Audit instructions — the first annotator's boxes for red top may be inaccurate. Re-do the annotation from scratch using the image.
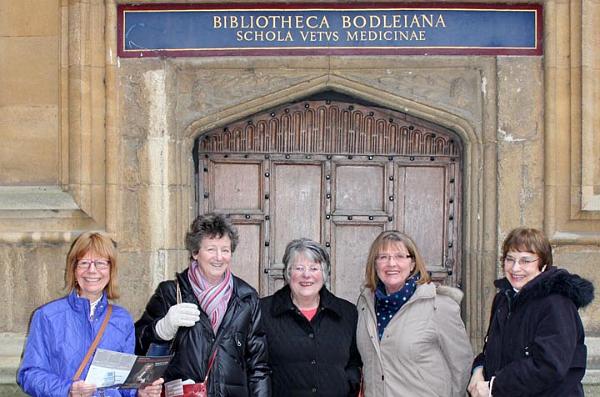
[299,307,318,321]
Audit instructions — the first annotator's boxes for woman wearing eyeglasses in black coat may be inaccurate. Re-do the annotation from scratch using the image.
[468,227,594,397]
[260,238,362,397]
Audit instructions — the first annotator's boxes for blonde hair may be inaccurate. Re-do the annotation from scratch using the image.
[364,230,431,291]
[65,232,119,299]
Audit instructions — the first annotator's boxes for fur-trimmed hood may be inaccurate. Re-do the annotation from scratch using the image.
[494,266,594,308]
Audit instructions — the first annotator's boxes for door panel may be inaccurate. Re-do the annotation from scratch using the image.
[231,223,262,289]
[212,161,262,211]
[269,163,323,293]
[334,163,386,213]
[272,163,322,253]
[400,166,447,272]
[332,223,384,302]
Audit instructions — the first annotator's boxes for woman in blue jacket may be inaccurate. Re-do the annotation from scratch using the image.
[17,232,163,397]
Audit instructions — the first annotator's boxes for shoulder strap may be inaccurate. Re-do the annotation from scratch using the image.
[202,328,226,383]
[202,296,233,383]
[72,304,113,381]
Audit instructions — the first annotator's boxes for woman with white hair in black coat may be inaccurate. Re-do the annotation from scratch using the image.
[260,238,362,397]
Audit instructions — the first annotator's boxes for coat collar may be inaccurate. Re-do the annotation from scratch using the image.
[270,284,345,318]
[493,266,594,308]
[358,282,437,308]
[67,289,109,319]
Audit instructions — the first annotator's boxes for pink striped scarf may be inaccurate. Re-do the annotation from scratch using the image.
[188,260,233,332]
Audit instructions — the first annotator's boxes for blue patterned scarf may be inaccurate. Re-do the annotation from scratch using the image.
[375,273,420,340]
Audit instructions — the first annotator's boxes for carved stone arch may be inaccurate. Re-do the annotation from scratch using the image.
[183,79,491,347]
[184,75,479,146]
[191,90,462,296]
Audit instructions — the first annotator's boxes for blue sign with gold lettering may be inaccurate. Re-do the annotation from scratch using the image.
[117,3,542,57]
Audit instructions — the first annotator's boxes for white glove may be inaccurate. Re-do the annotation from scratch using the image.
[155,303,200,341]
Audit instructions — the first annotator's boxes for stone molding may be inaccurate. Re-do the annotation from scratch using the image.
[0,0,109,241]
[580,0,600,211]
[544,0,600,244]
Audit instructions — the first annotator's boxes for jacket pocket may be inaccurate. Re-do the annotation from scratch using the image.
[222,331,247,369]
[233,331,246,357]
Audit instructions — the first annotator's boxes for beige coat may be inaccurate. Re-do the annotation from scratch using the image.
[356,283,473,397]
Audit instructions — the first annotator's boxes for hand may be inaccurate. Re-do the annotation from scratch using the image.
[469,380,490,397]
[467,367,484,396]
[155,303,200,340]
[69,380,97,397]
[138,378,164,397]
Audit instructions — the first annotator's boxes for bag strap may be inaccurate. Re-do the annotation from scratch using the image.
[202,298,230,384]
[72,304,113,381]
[202,328,226,383]
[203,345,219,383]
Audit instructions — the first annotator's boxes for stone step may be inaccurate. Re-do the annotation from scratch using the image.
[588,336,600,370]
[1,334,600,396]
[0,333,25,393]
[584,369,600,396]
[0,357,20,385]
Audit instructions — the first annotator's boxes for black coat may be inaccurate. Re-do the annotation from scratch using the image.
[135,269,271,397]
[260,285,362,397]
[473,267,594,397]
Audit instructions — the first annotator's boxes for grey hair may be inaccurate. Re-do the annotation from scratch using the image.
[282,238,331,284]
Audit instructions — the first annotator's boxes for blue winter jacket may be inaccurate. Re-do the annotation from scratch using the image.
[17,290,136,397]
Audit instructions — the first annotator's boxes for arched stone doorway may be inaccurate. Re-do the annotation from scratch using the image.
[193,93,463,301]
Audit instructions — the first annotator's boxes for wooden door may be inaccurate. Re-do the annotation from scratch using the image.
[195,99,462,301]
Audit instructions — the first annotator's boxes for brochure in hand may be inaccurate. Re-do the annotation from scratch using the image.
[85,348,172,389]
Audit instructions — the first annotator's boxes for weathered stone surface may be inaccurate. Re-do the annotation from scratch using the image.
[0,106,59,184]
[0,37,58,107]
[172,65,326,132]
[0,243,68,333]
[553,246,600,334]
[339,63,483,125]
[497,57,545,234]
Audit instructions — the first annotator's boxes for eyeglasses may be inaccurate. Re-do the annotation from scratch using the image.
[291,265,322,274]
[77,259,110,271]
[375,253,412,263]
[504,256,539,267]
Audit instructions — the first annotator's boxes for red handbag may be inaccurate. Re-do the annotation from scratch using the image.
[184,347,217,397]
[181,382,207,397]
[162,338,218,397]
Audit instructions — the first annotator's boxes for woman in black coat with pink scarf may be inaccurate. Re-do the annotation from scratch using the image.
[135,213,271,397]
[468,227,594,397]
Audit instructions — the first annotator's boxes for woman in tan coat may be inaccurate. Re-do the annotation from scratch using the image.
[356,230,473,397]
